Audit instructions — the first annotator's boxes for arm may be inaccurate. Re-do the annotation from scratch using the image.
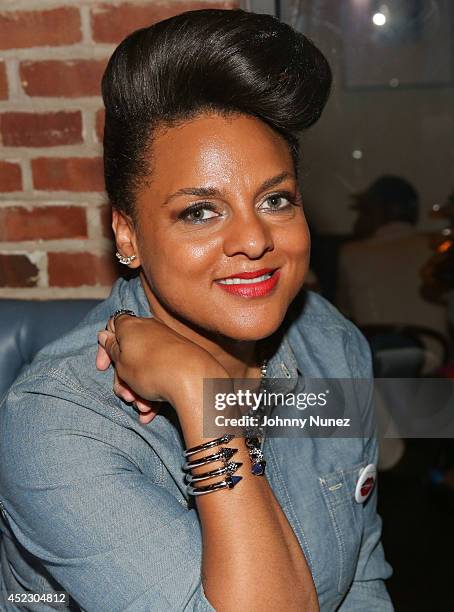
[0,383,214,612]
[175,375,319,612]
[96,316,319,611]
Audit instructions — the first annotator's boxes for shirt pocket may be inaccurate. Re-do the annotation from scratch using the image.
[318,462,366,596]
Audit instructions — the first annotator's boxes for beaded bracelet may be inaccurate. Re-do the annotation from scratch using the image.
[245,437,267,476]
[242,358,268,476]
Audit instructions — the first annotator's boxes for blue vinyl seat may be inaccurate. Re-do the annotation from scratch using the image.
[0,300,101,401]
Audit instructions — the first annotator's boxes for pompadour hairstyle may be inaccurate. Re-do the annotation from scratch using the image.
[102,8,332,218]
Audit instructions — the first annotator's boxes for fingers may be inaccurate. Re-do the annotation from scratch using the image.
[138,412,158,425]
[112,370,160,424]
[107,312,135,340]
[136,399,160,424]
[105,315,117,334]
[97,329,121,364]
[95,314,122,370]
[96,334,112,371]
[96,312,160,425]
[113,371,136,403]
[97,312,138,370]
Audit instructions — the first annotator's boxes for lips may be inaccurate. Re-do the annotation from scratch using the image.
[217,267,276,281]
[215,268,281,298]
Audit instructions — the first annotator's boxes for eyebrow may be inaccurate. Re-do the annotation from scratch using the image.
[160,171,295,207]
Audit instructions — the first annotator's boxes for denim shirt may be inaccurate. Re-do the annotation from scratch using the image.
[0,276,393,611]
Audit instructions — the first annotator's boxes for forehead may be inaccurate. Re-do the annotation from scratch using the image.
[147,113,293,194]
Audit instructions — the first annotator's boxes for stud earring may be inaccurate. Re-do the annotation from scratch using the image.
[115,251,137,265]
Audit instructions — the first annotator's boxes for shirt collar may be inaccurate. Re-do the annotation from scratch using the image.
[122,274,152,318]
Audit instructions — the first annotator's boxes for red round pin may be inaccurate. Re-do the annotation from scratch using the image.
[361,477,375,498]
[355,464,376,503]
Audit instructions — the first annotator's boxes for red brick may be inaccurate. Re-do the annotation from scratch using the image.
[0,61,7,100]
[91,1,239,44]
[32,157,104,192]
[20,60,106,98]
[0,7,81,50]
[0,206,87,241]
[95,108,105,142]
[48,251,118,287]
[0,160,22,192]
[0,112,82,147]
[0,254,38,287]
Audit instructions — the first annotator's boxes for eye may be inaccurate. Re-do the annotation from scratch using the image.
[178,202,220,224]
[259,192,296,212]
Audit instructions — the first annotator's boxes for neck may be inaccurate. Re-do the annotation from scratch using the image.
[140,272,267,379]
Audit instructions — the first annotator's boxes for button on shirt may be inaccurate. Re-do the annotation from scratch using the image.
[0,276,393,611]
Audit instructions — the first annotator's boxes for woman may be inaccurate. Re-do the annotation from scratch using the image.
[0,9,393,611]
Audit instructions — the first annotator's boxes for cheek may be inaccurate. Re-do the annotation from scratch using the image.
[277,216,311,262]
[140,231,218,283]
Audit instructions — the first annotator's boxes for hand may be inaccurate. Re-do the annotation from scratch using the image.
[96,315,161,424]
[96,339,160,424]
[96,313,229,421]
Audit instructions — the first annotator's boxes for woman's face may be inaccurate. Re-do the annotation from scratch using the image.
[116,112,310,341]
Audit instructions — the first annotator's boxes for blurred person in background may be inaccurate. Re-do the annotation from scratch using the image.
[336,176,450,471]
[336,175,449,372]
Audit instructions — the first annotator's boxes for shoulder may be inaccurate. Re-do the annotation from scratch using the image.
[6,277,140,395]
[286,290,372,378]
[0,278,144,454]
[33,277,135,361]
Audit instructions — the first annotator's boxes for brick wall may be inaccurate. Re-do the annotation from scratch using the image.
[0,0,237,298]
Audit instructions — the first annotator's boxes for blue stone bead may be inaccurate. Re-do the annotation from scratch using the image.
[252,461,266,475]
[228,475,242,488]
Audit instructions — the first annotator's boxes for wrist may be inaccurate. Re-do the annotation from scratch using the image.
[169,361,232,412]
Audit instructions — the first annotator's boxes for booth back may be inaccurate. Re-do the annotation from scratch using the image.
[0,300,101,401]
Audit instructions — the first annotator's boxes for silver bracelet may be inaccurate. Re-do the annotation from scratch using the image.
[183,433,235,458]
[187,474,243,496]
[185,461,243,484]
[182,446,238,471]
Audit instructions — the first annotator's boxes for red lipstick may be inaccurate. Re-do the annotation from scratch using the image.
[215,268,281,298]
[220,268,275,280]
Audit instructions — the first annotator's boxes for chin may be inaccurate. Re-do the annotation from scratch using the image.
[215,313,286,342]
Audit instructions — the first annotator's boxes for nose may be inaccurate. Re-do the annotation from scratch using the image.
[222,208,274,259]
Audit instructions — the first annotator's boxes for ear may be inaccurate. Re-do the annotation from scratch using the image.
[112,208,142,268]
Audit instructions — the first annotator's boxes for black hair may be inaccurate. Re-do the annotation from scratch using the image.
[101,8,332,219]
[363,175,419,225]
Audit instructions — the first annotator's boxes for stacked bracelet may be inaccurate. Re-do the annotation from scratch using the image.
[186,476,242,496]
[182,434,242,496]
[183,433,235,457]
[182,354,269,493]
[182,446,238,470]
[185,461,243,483]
